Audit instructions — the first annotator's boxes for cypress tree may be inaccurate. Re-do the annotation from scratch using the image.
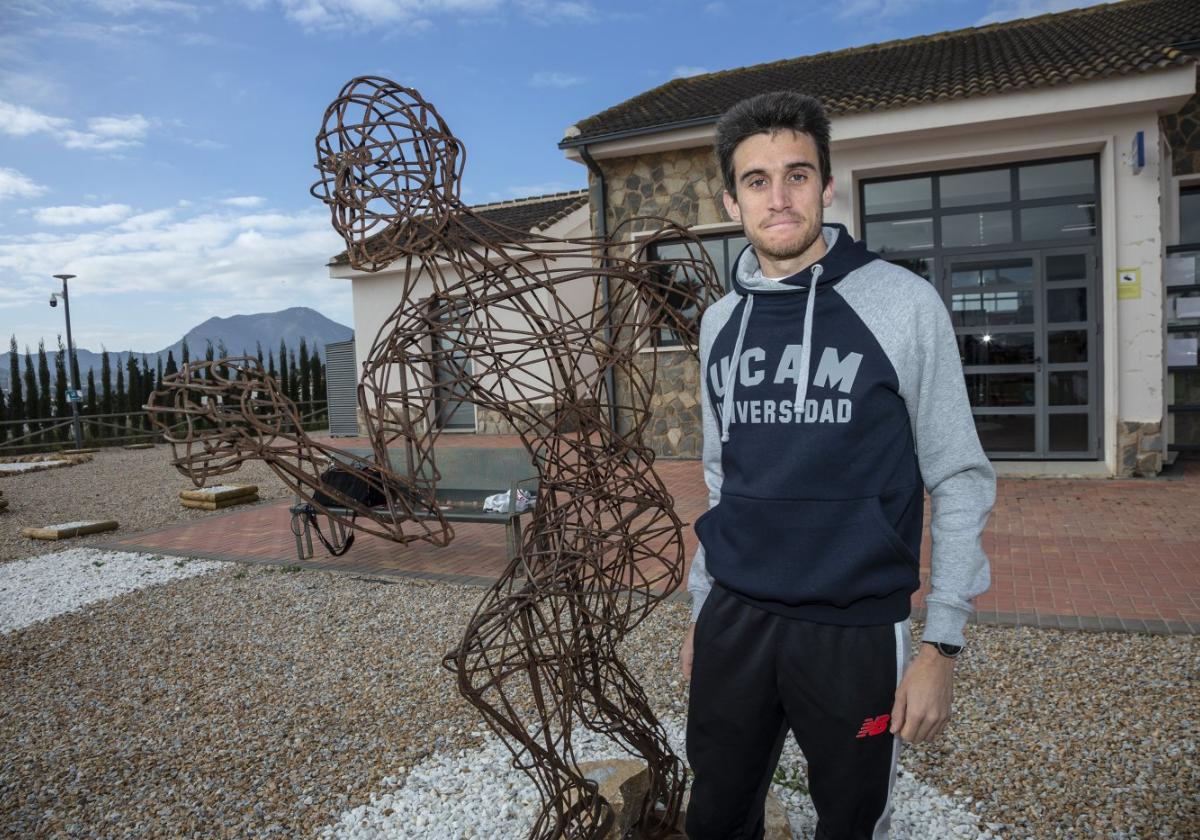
[23,349,39,444]
[125,354,140,414]
[143,355,154,429]
[256,340,264,371]
[0,386,7,445]
[181,339,191,370]
[70,346,81,392]
[278,339,290,399]
[156,354,164,388]
[8,336,23,441]
[37,340,51,433]
[288,349,300,404]
[216,339,229,380]
[55,337,69,442]
[100,349,112,439]
[164,350,178,378]
[86,368,97,419]
[310,347,324,406]
[116,365,126,437]
[267,349,276,379]
[298,338,311,406]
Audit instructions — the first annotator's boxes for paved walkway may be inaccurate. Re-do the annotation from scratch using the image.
[96,437,1200,635]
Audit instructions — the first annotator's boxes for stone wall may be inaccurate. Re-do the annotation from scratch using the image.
[475,402,583,436]
[591,146,727,457]
[1161,68,1200,176]
[638,349,703,458]
[1117,420,1163,477]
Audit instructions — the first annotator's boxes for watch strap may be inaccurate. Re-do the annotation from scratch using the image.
[922,640,963,658]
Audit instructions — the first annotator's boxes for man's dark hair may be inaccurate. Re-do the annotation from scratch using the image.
[715,91,832,196]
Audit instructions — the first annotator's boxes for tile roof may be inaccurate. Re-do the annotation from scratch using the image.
[329,189,588,267]
[562,0,1200,147]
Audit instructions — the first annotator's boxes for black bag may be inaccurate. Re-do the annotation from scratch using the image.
[312,464,388,509]
[302,463,387,557]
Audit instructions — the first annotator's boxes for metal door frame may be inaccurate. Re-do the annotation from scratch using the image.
[942,246,1099,459]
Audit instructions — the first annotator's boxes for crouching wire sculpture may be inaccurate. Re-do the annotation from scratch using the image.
[146,76,721,839]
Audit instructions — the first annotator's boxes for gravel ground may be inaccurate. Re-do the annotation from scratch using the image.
[1,447,1196,838]
[0,445,294,563]
[0,548,225,634]
[1,560,1195,839]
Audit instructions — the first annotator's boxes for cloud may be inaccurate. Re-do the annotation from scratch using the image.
[34,204,133,226]
[672,66,709,79]
[0,100,70,136]
[222,195,267,207]
[975,0,1107,25]
[0,202,348,346]
[516,0,597,23]
[0,99,151,151]
[87,0,199,15]
[0,168,47,201]
[268,0,501,28]
[529,71,585,88]
[832,0,929,21]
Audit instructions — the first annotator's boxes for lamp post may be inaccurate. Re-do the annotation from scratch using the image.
[50,274,84,451]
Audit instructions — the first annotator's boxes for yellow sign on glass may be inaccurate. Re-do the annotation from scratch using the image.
[1117,267,1141,300]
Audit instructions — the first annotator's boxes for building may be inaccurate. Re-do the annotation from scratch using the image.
[558,0,1200,476]
[329,190,591,433]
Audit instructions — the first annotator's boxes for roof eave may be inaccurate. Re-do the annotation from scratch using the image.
[558,114,721,150]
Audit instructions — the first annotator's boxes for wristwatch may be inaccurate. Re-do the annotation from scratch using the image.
[922,640,963,659]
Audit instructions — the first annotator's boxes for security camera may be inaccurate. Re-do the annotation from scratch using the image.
[50,295,57,308]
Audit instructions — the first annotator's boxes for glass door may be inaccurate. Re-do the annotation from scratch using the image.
[433,298,477,432]
[944,248,1098,458]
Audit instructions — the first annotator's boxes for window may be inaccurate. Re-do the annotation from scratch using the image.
[647,231,747,347]
[1167,185,1200,449]
[860,156,1099,278]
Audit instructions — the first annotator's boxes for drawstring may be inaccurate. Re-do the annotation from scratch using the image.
[719,294,754,442]
[793,264,822,415]
[719,262,823,442]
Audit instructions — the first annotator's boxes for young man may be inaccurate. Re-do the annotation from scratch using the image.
[681,91,995,839]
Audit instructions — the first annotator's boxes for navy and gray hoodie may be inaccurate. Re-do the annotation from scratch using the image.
[688,223,995,647]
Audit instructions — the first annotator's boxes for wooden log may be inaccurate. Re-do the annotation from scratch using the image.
[20,520,119,540]
[178,485,259,503]
[180,494,259,511]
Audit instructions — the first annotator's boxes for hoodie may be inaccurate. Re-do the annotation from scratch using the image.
[687,223,994,647]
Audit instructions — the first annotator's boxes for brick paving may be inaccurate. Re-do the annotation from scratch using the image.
[95,435,1200,635]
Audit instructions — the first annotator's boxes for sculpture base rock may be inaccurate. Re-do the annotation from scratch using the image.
[574,760,793,840]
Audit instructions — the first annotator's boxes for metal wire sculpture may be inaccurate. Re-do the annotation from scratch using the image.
[147,76,721,839]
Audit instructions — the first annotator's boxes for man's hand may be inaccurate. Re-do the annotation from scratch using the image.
[680,622,696,680]
[889,643,955,743]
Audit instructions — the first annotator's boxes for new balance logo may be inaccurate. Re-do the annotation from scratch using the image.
[856,714,890,738]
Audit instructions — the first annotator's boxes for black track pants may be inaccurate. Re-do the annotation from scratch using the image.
[685,584,913,840]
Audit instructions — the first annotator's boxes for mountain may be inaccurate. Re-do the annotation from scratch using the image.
[1,306,352,393]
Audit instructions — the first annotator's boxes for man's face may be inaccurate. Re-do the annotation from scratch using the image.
[721,129,834,273]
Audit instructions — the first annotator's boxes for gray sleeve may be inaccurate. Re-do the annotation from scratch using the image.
[837,267,995,648]
[686,295,737,622]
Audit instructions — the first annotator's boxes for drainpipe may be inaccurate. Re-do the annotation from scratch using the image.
[579,144,620,438]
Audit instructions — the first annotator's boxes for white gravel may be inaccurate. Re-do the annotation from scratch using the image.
[0,547,226,634]
[320,719,995,840]
[0,460,68,473]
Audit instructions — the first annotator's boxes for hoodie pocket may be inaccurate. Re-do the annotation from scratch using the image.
[695,492,920,608]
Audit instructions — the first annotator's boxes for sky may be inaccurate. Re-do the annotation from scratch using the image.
[0,0,1107,355]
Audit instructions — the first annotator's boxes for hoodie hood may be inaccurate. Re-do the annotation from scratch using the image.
[730,222,875,294]
[718,222,877,442]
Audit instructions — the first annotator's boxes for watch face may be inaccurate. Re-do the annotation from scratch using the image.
[938,643,963,656]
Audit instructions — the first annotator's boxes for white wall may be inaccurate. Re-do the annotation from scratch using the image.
[338,205,595,429]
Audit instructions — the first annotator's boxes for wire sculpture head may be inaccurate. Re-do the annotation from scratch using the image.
[311,76,466,270]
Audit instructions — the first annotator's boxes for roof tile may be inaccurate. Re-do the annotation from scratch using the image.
[564,0,1200,145]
